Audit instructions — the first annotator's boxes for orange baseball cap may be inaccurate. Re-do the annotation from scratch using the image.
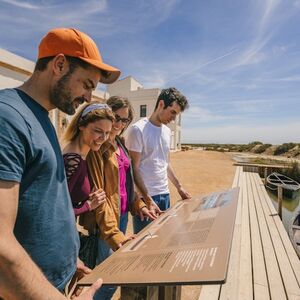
[38,28,121,84]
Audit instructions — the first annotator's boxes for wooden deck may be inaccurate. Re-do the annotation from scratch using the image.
[198,166,300,300]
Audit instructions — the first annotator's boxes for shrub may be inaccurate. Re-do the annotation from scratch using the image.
[282,161,300,183]
[254,144,272,154]
[274,143,296,155]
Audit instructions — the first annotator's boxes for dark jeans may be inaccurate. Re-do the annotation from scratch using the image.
[133,193,170,234]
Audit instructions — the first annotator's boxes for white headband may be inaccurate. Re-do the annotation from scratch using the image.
[81,103,111,118]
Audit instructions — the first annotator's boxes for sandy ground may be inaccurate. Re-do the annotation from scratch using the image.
[168,150,236,200]
[113,150,236,300]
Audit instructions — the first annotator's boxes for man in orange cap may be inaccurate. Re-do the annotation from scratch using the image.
[0,28,120,299]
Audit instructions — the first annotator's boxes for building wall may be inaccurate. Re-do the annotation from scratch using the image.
[0,48,34,89]
[107,76,182,150]
[107,76,143,96]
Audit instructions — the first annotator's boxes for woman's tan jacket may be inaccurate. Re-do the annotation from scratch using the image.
[82,139,146,250]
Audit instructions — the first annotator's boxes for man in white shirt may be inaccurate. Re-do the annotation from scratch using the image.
[126,87,191,233]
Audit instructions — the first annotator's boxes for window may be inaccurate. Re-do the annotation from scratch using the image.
[140,105,147,117]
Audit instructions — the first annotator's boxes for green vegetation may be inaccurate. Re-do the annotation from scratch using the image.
[254,144,272,154]
[237,141,262,152]
[282,161,300,183]
[182,142,300,158]
[274,143,296,156]
[184,142,263,152]
[250,157,283,165]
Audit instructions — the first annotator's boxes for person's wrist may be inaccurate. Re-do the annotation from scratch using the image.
[144,195,153,206]
[177,185,182,191]
[86,199,92,210]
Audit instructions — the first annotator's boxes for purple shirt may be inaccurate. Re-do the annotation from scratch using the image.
[63,153,91,216]
[116,146,130,214]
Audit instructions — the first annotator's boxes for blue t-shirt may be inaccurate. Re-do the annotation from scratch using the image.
[0,88,79,290]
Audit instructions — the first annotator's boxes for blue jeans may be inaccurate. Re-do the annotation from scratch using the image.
[93,212,128,300]
[133,193,170,234]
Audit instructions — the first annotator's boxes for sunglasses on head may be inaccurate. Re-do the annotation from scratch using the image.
[114,114,130,125]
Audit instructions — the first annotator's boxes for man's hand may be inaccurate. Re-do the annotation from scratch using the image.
[177,187,191,200]
[145,196,163,217]
[68,258,92,298]
[138,206,158,222]
[76,258,91,277]
[72,279,103,300]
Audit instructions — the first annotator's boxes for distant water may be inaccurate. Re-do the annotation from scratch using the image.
[267,189,300,232]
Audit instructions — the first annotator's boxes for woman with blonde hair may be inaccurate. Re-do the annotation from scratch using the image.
[63,102,115,217]
[62,102,115,270]
[88,96,155,300]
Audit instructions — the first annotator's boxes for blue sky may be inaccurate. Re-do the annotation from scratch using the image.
[0,0,300,144]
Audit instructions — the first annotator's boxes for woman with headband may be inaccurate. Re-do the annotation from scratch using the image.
[62,102,114,217]
[88,96,155,300]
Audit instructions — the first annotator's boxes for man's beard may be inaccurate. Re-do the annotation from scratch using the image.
[49,73,85,115]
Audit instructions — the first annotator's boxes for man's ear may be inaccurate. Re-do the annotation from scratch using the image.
[52,54,67,76]
[158,99,165,109]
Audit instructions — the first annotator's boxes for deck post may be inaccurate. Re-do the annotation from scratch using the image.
[121,286,181,300]
[264,167,268,186]
[277,186,283,219]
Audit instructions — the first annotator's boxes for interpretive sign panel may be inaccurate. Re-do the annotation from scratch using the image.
[79,187,239,286]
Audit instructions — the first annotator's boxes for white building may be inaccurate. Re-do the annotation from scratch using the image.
[0,48,34,89]
[107,76,182,151]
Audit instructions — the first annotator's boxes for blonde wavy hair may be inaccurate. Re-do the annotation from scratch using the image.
[63,101,115,144]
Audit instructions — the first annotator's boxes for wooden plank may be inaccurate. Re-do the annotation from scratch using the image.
[197,284,221,300]
[252,174,300,298]
[232,166,242,188]
[198,166,243,300]
[236,172,253,299]
[249,173,287,300]
[218,170,244,300]
[246,172,269,300]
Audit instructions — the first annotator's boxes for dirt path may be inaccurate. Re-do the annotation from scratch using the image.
[169,150,236,202]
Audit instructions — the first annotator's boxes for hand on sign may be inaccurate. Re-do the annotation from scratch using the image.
[138,206,157,221]
[72,279,103,299]
[146,197,163,217]
[69,258,102,299]
[177,187,191,200]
